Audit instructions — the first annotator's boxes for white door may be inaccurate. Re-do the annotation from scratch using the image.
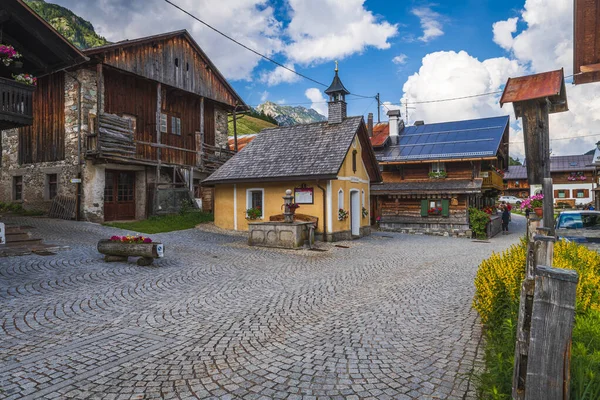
[350,190,360,236]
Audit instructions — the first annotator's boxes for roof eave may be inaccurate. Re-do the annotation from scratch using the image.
[203,174,339,186]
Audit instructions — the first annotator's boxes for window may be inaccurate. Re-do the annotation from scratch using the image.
[352,150,357,173]
[171,116,181,135]
[420,199,449,217]
[160,113,168,133]
[13,176,22,201]
[431,162,445,173]
[555,189,569,199]
[246,189,264,218]
[362,189,365,207]
[47,174,58,200]
[175,57,179,68]
[515,180,520,188]
[575,189,589,198]
[121,114,137,133]
[338,189,344,211]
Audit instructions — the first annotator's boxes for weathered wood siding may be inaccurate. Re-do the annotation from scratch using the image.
[104,68,157,161]
[18,73,65,164]
[99,35,237,107]
[380,196,468,224]
[162,89,200,165]
[381,161,477,181]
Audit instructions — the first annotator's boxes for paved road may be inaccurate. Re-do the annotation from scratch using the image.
[0,215,525,399]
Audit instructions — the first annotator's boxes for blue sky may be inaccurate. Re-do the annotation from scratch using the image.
[51,0,600,157]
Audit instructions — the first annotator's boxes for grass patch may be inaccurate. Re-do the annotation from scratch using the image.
[228,115,277,135]
[0,202,45,216]
[104,211,214,234]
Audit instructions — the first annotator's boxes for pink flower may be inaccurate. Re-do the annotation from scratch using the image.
[143,238,152,243]
[110,235,120,241]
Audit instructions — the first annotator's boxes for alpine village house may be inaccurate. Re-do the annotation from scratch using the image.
[369,113,510,236]
[204,67,382,241]
[0,27,245,222]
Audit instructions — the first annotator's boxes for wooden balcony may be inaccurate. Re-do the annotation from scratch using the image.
[0,77,35,130]
[86,113,235,172]
[481,170,504,190]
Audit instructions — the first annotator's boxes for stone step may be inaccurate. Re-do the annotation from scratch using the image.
[5,231,31,242]
[3,237,43,247]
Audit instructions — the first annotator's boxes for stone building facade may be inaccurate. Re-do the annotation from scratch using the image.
[0,31,239,223]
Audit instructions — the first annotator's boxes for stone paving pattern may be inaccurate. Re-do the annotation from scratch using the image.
[0,216,525,399]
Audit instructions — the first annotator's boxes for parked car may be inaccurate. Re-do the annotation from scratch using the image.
[555,210,600,251]
[498,196,522,206]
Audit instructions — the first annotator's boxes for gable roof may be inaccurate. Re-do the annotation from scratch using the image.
[505,155,595,181]
[204,116,382,184]
[374,115,509,162]
[84,30,245,108]
[369,123,390,147]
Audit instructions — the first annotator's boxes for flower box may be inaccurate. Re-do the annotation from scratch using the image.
[97,238,164,266]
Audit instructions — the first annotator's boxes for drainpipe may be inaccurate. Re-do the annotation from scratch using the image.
[317,180,327,242]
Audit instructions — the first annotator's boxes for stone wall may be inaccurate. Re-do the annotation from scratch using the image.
[214,105,229,149]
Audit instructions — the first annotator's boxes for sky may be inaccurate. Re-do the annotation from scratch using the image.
[51,0,600,160]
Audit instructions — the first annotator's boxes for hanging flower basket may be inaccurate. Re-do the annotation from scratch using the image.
[13,73,37,86]
[338,208,349,220]
[0,45,21,67]
[362,207,368,218]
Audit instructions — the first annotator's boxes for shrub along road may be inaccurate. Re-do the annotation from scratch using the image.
[0,215,525,399]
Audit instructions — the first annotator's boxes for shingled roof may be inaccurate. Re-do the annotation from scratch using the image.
[204,116,382,184]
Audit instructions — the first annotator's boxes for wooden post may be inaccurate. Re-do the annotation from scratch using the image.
[543,177,555,233]
[233,104,238,152]
[525,266,578,400]
[95,63,104,154]
[155,82,162,214]
[513,233,555,400]
[199,97,204,170]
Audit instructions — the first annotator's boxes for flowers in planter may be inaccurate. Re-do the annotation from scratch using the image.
[482,206,496,215]
[428,171,447,179]
[338,208,348,220]
[376,216,381,225]
[12,73,37,86]
[362,207,368,218]
[0,45,21,66]
[567,172,587,181]
[246,206,262,220]
[428,207,442,215]
[520,194,543,210]
[110,235,152,243]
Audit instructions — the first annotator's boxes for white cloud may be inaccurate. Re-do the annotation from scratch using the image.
[381,101,402,113]
[492,17,518,51]
[411,6,444,42]
[259,90,269,102]
[52,0,284,80]
[392,54,408,65]
[400,0,600,159]
[285,0,398,65]
[259,64,301,86]
[276,99,286,104]
[305,88,328,116]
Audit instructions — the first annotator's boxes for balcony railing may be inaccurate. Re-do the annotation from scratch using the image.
[0,77,35,130]
[481,170,504,190]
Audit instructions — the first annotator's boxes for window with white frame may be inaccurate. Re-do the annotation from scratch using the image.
[338,189,344,211]
[171,116,181,135]
[362,189,365,207]
[431,161,445,173]
[246,189,264,217]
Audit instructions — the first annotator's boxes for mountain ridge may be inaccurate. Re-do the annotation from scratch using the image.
[256,101,326,127]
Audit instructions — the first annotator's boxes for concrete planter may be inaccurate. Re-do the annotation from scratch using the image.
[248,221,315,249]
[97,239,164,266]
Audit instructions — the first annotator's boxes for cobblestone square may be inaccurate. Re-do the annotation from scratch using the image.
[0,216,525,399]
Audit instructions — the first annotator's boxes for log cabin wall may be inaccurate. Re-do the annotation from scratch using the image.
[381,160,478,181]
[162,88,201,166]
[96,35,238,107]
[18,73,65,164]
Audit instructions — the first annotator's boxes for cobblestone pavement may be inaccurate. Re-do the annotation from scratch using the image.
[0,215,526,399]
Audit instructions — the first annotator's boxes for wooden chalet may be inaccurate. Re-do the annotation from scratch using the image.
[503,155,596,207]
[0,29,245,222]
[370,112,510,236]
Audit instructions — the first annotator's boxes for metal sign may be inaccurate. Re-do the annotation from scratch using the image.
[155,243,164,258]
[70,178,82,184]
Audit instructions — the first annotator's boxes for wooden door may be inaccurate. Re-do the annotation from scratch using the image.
[104,170,136,221]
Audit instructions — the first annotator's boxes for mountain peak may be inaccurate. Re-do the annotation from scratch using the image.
[256,102,326,127]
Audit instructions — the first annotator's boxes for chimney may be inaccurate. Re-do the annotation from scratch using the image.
[387,109,401,144]
[367,113,373,137]
[414,120,425,126]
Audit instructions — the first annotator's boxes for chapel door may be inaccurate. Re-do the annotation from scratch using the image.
[104,170,136,221]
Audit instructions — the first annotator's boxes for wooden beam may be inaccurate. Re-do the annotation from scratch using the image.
[580,62,600,73]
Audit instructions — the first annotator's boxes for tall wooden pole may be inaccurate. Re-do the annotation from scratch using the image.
[233,104,238,152]
[155,83,162,214]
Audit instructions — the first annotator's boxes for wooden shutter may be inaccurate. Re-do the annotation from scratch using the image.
[421,199,428,217]
[584,189,590,197]
[554,190,559,198]
[442,199,450,217]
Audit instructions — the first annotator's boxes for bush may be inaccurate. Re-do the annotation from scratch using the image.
[0,202,44,216]
[473,238,600,399]
[469,207,491,239]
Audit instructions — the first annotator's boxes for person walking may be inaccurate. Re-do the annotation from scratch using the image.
[501,204,510,234]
